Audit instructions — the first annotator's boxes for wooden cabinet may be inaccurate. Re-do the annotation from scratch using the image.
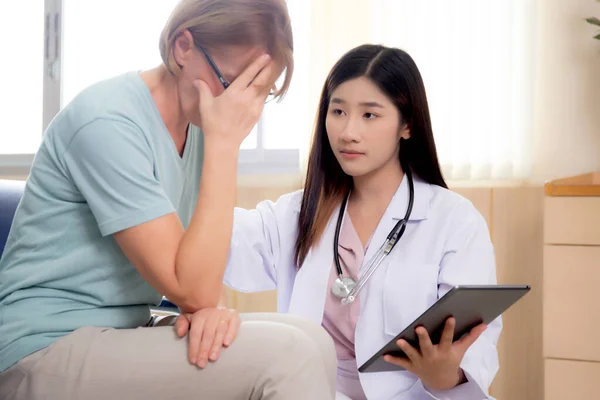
[543,172,600,399]
[545,359,600,400]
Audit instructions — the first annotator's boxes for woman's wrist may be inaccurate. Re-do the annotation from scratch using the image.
[203,135,242,157]
[423,368,468,393]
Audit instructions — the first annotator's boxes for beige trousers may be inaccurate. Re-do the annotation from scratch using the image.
[0,312,337,400]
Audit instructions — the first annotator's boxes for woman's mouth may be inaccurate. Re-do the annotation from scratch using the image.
[340,150,364,159]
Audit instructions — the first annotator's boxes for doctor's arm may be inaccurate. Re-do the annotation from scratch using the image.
[426,202,501,400]
[222,193,298,293]
[173,195,294,350]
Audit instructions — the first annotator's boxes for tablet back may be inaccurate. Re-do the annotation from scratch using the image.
[358,284,530,373]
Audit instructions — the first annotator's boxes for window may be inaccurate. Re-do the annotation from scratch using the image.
[0,0,310,175]
[0,1,44,171]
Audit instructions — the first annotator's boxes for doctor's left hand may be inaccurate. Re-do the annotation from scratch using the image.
[174,307,241,369]
[383,317,487,391]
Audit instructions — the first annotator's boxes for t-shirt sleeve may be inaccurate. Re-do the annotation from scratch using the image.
[62,118,176,236]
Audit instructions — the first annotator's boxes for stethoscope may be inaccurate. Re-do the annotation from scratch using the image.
[331,168,414,305]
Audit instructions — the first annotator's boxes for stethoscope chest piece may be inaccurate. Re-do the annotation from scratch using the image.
[331,168,415,304]
[332,276,357,299]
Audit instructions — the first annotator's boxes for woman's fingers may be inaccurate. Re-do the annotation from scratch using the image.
[229,54,272,92]
[396,339,422,366]
[455,323,487,355]
[416,326,434,358]
[175,314,191,337]
[196,311,220,368]
[439,317,456,353]
[187,314,206,365]
[224,310,241,347]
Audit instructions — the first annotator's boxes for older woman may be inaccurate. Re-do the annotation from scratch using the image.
[0,1,335,399]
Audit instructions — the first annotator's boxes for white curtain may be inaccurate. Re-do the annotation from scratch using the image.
[372,0,535,181]
[288,0,536,181]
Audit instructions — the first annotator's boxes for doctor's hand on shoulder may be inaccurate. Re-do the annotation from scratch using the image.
[384,318,487,391]
[174,307,241,369]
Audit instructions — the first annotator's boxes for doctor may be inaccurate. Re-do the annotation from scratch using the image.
[216,44,501,399]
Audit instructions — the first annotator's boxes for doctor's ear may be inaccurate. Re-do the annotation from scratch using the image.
[399,124,411,140]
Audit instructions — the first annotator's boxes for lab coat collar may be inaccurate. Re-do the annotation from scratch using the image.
[359,171,433,271]
[337,172,431,251]
[291,171,433,221]
[394,171,432,221]
[287,171,435,323]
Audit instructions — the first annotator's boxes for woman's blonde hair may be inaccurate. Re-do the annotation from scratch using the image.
[159,0,294,99]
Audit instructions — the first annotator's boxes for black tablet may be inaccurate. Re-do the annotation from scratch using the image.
[358,284,530,373]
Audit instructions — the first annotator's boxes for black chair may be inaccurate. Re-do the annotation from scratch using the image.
[0,180,25,259]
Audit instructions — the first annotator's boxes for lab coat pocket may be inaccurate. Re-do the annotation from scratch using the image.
[382,261,439,338]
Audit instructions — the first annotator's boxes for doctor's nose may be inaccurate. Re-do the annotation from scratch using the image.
[340,119,362,142]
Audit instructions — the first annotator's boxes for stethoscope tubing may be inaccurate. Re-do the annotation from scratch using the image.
[333,168,415,302]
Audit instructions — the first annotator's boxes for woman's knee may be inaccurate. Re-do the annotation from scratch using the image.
[238,320,324,372]
[238,321,335,399]
[242,313,335,354]
[240,313,337,379]
[283,315,336,361]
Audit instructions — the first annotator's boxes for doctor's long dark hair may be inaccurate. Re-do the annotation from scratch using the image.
[294,44,447,267]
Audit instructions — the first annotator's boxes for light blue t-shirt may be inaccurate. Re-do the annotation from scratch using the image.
[0,71,204,373]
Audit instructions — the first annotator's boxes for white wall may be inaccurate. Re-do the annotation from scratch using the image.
[307,0,600,185]
[531,0,600,183]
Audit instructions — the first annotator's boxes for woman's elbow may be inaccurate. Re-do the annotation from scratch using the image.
[170,287,222,313]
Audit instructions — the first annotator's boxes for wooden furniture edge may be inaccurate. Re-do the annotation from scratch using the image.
[544,172,600,197]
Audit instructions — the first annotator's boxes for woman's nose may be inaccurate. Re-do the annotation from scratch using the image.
[340,118,361,142]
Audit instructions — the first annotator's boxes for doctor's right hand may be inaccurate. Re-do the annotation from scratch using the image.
[384,317,487,391]
[175,307,241,369]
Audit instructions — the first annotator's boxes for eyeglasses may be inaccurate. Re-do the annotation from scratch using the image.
[196,44,230,89]
[196,43,277,102]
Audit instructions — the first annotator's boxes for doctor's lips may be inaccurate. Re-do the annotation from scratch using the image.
[340,149,364,159]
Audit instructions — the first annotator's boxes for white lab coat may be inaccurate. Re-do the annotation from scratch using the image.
[224,175,501,400]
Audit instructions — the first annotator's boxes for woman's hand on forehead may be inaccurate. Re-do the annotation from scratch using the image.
[229,54,278,97]
[194,54,277,148]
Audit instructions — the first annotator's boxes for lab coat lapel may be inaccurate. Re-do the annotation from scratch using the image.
[361,173,431,274]
[286,175,434,321]
[287,204,341,324]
